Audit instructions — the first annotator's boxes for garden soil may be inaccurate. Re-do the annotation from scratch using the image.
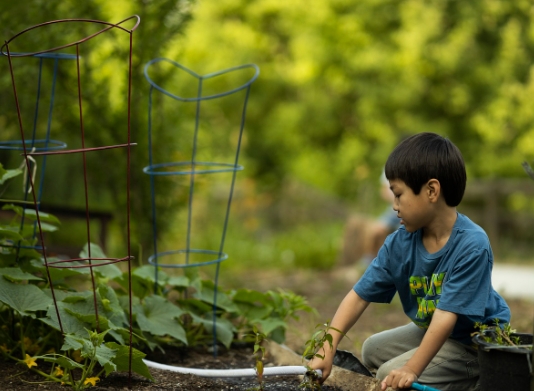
[0,265,532,390]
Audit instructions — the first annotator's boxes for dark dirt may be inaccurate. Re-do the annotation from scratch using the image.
[0,265,531,390]
[0,345,341,390]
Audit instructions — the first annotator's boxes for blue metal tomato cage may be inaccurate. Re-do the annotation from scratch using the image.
[143,58,259,351]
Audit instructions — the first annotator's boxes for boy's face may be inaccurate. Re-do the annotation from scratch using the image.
[389,179,430,233]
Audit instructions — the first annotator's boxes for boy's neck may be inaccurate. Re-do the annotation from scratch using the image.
[421,208,458,254]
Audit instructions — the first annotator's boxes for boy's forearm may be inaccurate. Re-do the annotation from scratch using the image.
[326,290,370,353]
[404,309,458,376]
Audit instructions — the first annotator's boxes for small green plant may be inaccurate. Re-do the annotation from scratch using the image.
[472,319,527,347]
[26,329,151,390]
[299,320,345,390]
[246,325,267,391]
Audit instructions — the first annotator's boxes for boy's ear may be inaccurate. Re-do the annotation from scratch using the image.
[426,179,441,202]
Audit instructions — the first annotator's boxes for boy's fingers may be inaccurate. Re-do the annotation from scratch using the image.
[380,376,388,391]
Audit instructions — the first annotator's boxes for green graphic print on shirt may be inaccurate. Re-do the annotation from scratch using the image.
[409,272,446,328]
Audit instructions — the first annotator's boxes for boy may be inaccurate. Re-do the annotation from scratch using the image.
[309,133,510,390]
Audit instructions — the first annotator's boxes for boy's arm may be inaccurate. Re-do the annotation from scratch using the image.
[380,309,458,390]
[308,290,369,383]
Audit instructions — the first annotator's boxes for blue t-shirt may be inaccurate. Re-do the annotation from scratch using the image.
[354,213,510,345]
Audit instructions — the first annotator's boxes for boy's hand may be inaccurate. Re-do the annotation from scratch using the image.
[307,350,334,384]
[380,365,418,390]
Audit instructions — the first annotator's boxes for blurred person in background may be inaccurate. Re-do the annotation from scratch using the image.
[341,170,400,269]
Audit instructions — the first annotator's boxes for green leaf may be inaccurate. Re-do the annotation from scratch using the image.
[135,295,188,345]
[0,228,24,242]
[231,289,272,320]
[115,265,168,298]
[232,289,269,305]
[64,307,115,333]
[177,297,213,314]
[0,277,52,316]
[0,165,23,185]
[98,285,128,322]
[168,275,189,288]
[107,326,142,346]
[43,287,126,335]
[254,318,287,336]
[37,222,59,233]
[2,205,60,225]
[117,274,150,299]
[44,289,91,302]
[80,243,107,259]
[41,354,85,370]
[40,301,90,335]
[95,343,117,369]
[32,259,88,281]
[63,295,90,304]
[0,267,44,282]
[269,326,286,344]
[185,267,201,292]
[193,280,239,313]
[79,243,122,280]
[94,291,128,339]
[0,253,18,267]
[17,247,43,262]
[61,333,84,351]
[106,342,154,381]
[237,304,272,322]
[190,313,235,349]
[133,264,169,285]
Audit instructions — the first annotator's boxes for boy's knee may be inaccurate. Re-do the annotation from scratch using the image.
[375,365,388,381]
[361,335,380,368]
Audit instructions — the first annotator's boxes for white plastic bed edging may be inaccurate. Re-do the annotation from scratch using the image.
[143,359,322,378]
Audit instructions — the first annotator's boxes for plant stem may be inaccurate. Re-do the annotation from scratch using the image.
[18,313,25,358]
[29,367,65,384]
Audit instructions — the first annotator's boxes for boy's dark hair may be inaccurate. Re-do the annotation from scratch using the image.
[384,132,466,207]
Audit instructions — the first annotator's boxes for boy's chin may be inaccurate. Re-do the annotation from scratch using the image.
[403,224,417,233]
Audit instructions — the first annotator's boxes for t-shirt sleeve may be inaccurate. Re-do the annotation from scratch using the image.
[437,248,492,317]
[354,244,397,303]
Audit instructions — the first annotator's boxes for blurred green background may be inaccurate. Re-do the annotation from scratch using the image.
[2,0,534,275]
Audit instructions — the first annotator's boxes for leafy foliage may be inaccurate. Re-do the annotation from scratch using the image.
[299,320,345,391]
[0,162,315,388]
[472,319,524,347]
[174,0,534,192]
[302,321,344,362]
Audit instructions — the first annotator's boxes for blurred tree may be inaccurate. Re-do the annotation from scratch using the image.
[2,0,534,259]
[173,0,534,199]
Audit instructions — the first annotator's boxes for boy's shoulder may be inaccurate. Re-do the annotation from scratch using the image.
[453,213,491,249]
[454,213,486,235]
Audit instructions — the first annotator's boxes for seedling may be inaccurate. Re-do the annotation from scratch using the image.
[472,318,529,347]
[247,325,267,391]
[300,320,345,390]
